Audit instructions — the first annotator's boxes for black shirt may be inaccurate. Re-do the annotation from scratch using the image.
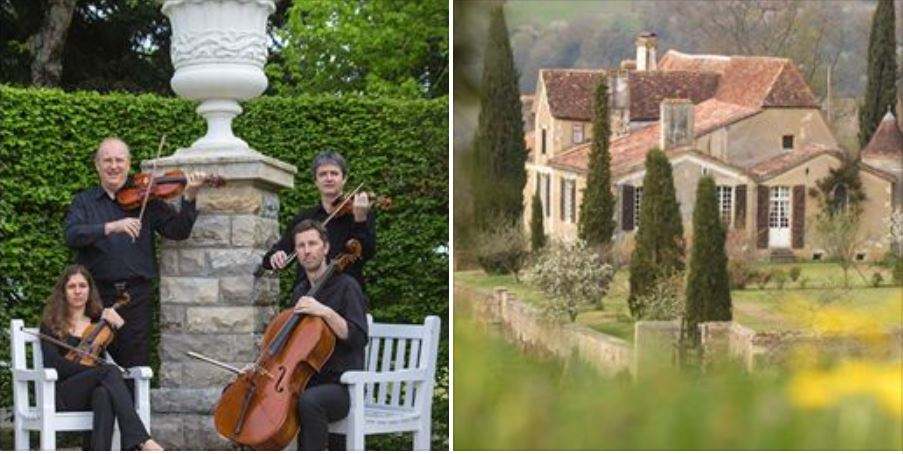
[65,186,198,282]
[39,323,95,382]
[262,203,375,290]
[292,273,368,386]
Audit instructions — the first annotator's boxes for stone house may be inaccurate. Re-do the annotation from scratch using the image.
[524,33,900,261]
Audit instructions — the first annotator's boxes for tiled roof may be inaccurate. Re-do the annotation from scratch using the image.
[546,99,761,175]
[659,50,818,109]
[658,50,731,74]
[541,69,607,120]
[861,111,903,159]
[746,143,838,180]
[627,71,720,120]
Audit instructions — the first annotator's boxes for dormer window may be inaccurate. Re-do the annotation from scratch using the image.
[572,123,584,144]
[782,135,794,151]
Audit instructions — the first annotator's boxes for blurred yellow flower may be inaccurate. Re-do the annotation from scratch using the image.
[788,360,902,419]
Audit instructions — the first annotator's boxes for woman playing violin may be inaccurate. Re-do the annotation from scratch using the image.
[39,264,163,451]
[261,150,376,293]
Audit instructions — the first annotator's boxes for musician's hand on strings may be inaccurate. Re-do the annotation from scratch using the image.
[352,192,369,222]
[294,296,330,317]
[183,171,206,202]
[101,308,125,329]
[105,217,141,240]
[269,250,288,270]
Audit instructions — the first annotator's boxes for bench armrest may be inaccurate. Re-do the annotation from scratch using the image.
[12,368,58,382]
[339,369,426,385]
[123,366,153,380]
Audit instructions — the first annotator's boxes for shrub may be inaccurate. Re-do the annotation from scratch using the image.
[633,273,684,321]
[475,222,528,276]
[757,271,772,290]
[894,256,903,286]
[773,269,788,290]
[789,266,802,282]
[870,272,884,287]
[525,239,614,322]
[726,230,755,290]
[798,277,809,289]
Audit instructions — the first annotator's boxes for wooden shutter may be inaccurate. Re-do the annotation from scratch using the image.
[734,184,747,229]
[560,178,566,221]
[570,182,576,223]
[621,185,635,231]
[756,185,769,249]
[792,185,805,249]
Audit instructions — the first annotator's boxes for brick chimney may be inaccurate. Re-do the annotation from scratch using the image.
[636,32,657,71]
[660,99,694,150]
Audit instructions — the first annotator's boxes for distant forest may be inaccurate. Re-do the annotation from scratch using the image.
[504,0,902,99]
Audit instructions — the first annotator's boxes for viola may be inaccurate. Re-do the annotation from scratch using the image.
[66,283,130,367]
[115,170,225,210]
[213,240,363,450]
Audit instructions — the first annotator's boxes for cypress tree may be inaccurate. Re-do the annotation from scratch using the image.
[470,5,528,229]
[578,77,616,251]
[684,176,732,345]
[530,187,546,251]
[628,148,685,318]
[858,0,897,148]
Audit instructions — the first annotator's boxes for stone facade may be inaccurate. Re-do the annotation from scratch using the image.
[145,153,295,450]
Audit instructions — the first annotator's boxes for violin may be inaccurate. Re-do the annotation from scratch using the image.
[116,170,225,210]
[213,240,363,450]
[66,283,130,366]
[324,190,392,222]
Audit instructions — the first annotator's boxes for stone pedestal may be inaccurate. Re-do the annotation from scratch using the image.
[145,152,295,450]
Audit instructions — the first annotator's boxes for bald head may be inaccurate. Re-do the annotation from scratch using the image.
[94,137,131,163]
[94,137,131,193]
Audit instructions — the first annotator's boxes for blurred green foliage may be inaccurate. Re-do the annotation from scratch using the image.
[0,85,448,449]
[454,297,902,450]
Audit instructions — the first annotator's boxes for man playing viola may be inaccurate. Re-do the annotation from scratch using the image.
[65,137,205,370]
[261,150,376,293]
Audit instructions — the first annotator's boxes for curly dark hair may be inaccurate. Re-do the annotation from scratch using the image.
[41,265,103,340]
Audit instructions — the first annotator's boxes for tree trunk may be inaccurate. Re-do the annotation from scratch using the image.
[30,0,77,87]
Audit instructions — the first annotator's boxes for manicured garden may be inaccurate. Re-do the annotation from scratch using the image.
[455,260,902,340]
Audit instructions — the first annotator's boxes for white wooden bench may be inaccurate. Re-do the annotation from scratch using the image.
[9,319,153,450]
[328,315,442,450]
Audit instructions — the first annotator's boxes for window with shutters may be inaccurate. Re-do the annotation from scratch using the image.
[559,177,566,221]
[572,123,584,144]
[769,186,790,228]
[561,178,576,223]
[634,187,644,228]
[717,186,733,226]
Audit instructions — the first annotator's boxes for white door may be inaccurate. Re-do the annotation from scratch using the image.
[768,186,791,248]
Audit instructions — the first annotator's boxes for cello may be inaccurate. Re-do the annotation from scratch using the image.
[212,239,363,450]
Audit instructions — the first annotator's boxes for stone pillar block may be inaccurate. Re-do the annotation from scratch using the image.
[145,151,295,450]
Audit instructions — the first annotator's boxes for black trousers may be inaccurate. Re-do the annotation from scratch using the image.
[297,383,350,451]
[56,365,150,450]
[97,279,152,369]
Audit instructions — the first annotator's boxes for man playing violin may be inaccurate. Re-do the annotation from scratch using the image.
[65,137,205,370]
[261,150,376,293]
[244,220,368,451]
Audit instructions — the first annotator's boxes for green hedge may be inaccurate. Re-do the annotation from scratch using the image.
[0,85,448,449]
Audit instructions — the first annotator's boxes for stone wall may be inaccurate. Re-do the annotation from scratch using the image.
[455,285,632,377]
[458,283,902,379]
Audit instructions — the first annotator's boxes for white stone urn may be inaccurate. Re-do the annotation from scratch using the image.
[162,0,275,155]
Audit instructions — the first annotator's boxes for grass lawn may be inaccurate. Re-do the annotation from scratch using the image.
[455,261,902,340]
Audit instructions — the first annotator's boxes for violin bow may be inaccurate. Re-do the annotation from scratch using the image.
[281,182,365,266]
[133,134,166,241]
[20,328,126,373]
